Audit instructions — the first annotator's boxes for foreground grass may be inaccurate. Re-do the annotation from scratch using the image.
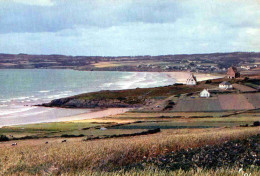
[66,167,260,176]
[0,127,259,175]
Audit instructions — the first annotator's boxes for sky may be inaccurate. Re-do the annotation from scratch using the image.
[0,0,259,56]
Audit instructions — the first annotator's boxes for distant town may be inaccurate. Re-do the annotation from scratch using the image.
[0,52,259,75]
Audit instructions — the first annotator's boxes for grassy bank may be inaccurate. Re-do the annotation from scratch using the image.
[0,127,259,175]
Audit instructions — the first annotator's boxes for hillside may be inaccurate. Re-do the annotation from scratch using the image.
[0,52,260,73]
[41,77,260,110]
[42,84,203,108]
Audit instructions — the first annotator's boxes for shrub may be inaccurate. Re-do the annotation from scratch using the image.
[205,80,212,84]
[61,134,85,138]
[253,121,260,126]
[0,135,9,141]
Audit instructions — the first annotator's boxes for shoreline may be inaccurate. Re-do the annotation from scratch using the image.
[0,108,130,128]
[0,71,222,128]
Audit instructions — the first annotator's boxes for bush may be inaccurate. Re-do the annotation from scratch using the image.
[253,121,260,126]
[205,80,212,84]
[61,134,85,138]
[0,135,9,141]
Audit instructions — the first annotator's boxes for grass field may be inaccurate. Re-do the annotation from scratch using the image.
[0,127,259,175]
[1,109,259,140]
[0,111,259,175]
[109,111,234,119]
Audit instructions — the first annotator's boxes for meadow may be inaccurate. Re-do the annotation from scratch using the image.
[0,108,259,175]
[0,126,259,175]
[1,110,259,140]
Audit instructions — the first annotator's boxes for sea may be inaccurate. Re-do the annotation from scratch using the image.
[0,69,175,127]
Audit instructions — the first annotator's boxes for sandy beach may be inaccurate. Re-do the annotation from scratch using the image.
[165,71,224,84]
[56,108,130,122]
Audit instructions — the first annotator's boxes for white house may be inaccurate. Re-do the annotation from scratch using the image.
[186,74,197,85]
[219,81,233,89]
[200,89,210,98]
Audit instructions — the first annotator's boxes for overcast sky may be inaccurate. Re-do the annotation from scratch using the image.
[0,0,259,56]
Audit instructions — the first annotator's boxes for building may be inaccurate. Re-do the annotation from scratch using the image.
[200,89,210,98]
[219,81,233,89]
[186,73,197,85]
[241,65,251,70]
[226,66,240,79]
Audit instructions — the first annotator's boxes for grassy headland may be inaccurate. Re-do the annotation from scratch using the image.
[41,84,204,108]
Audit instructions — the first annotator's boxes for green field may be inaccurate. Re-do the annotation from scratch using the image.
[1,109,259,140]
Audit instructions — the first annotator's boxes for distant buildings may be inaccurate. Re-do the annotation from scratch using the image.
[240,65,258,70]
[186,73,197,85]
[226,66,240,79]
[219,81,233,89]
[240,65,251,70]
[200,89,210,98]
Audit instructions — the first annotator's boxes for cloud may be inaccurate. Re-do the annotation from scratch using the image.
[0,0,259,55]
[0,0,54,6]
[0,0,183,33]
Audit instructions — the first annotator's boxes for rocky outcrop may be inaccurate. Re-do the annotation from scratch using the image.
[41,97,142,108]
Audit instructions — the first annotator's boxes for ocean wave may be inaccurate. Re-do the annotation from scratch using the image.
[115,72,175,90]
[39,90,51,93]
[0,106,37,116]
[47,92,71,99]
[103,82,113,88]
[14,96,31,100]
[4,108,52,118]
[0,100,10,103]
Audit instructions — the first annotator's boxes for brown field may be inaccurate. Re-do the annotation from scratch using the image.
[233,83,257,92]
[171,93,260,112]
[0,127,259,175]
[173,98,222,112]
[218,94,255,110]
[92,62,123,68]
[244,93,260,108]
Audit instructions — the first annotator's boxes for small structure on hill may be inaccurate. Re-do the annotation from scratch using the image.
[186,73,197,85]
[200,89,210,98]
[100,127,107,131]
[226,66,240,79]
[219,81,233,89]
